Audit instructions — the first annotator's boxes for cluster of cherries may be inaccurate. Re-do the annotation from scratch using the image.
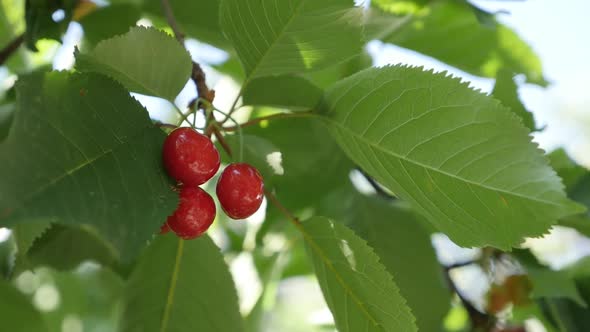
[160,128,264,239]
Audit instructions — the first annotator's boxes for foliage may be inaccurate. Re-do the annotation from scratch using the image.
[0,0,588,331]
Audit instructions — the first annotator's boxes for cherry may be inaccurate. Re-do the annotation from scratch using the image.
[163,127,220,186]
[216,163,264,219]
[167,187,216,239]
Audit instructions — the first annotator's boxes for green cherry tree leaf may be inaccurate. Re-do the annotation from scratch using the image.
[23,224,119,272]
[140,0,228,49]
[0,71,178,262]
[301,216,417,332]
[0,280,48,332]
[492,68,535,131]
[75,26,192,100]
[121,235,244,332]
[371,1,546,85]
[319,186,451,332]
[78,4,141,46]
[319,65,585,249]
[243,76,323,110]
[220,0,363,81]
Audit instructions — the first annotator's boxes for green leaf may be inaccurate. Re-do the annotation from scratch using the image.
[78,4,141,46]
[24,224,118,271]
[11,221,51,273]
[24,0,75,50]
[140,0,228,49]
[320,187,451,332]
[0,279,47,332]
[301,216,417,332]
[319,65,585,249]
[528,268,587,307]
[243,117,352,211]
[516,250,587,307]
[75,26,192,100]
[492,68,535,131]
[0,71,178,262]
[220,0,363,80]
[243,76,323,110]
[560,215,590,239]
[121,235,244,332]
[223,134,280,183]
[373,2,546,85]
[0,102,15,141]
[548,148,588,191]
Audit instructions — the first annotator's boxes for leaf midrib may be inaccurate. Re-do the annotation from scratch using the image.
[323,117,566,208]
[244,0,306,80]
[297,222,383,330]
[7,123,153,213]
[160,239,185,332]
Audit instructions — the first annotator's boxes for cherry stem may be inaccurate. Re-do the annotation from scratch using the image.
[222,111,314,132]
[265,189,301,226]
[207,105,243,162]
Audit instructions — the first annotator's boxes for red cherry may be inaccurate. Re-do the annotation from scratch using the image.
[168,187,216,239]
[163,127,220,186]
[216,163,264,219]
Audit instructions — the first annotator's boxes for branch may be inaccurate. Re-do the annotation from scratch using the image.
[265,189,301,225]
[160,0,215,109]
[356,168,396,201]
[443,265,495,331]
[0,34,24,66]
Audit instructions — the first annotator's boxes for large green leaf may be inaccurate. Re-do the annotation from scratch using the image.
[11,221,51,274]
[372,2,546,85]
[24,224,118,271]
[301,216,417,332]
[75,26,192,100]
[78,4,141,46]
[121,235,244,332]
[140,0,228,49]
[219,0,363,80]
[243,76,322,110]
[319,187,451,332]
[0,102,15,141]
[319,65,585,249]
[492,68,535,131]
[24,0,75,50]
[0,71,178,261]
[0,280,47,332]
[548,148,588,191]
[242,117,353,211]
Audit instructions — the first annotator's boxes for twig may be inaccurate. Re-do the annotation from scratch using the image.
[0,33,24,66]
[443,265,495,331]
[357,168,396,201]
[212,126,233,158]
[265,189,301,225]
[445,260,477,270]
[161,0,215,109]
[222,111,314,132]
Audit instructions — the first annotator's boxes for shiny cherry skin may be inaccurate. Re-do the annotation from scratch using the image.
[216,163,264,219]
[163,127,220,186]
[167,187,216,239]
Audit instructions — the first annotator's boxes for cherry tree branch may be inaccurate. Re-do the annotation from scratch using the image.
[0,34,24,66]
[161,0,215,109]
